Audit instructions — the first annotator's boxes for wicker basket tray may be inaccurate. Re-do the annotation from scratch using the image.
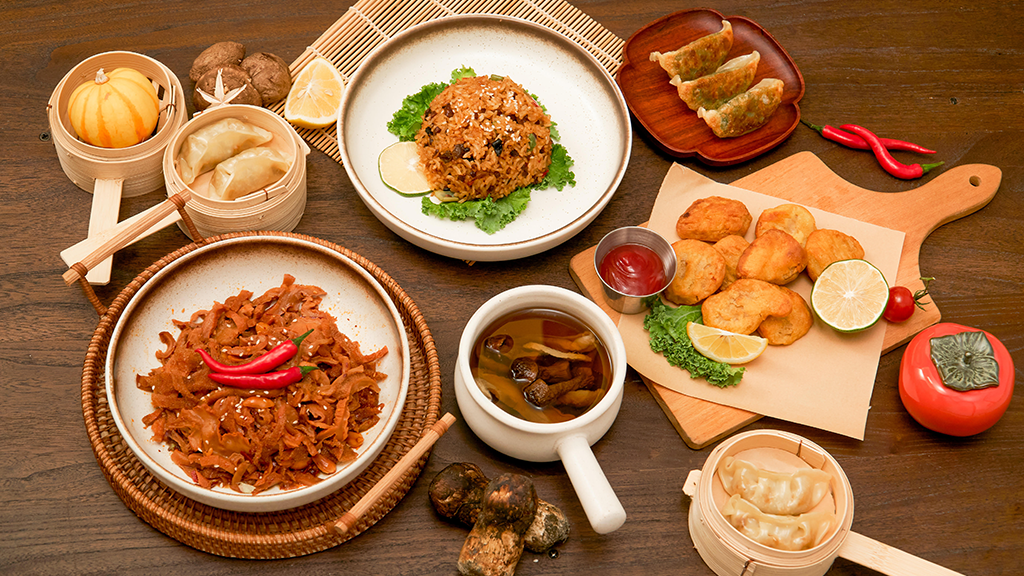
[79,231,442,558]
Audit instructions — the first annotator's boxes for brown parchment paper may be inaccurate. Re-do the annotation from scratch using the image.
[618,164,905,440]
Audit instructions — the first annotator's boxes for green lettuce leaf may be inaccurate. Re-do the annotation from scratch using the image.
[540,143,575,191]
[421,188,532,235]
[386,82,447,142]
[643,298,744,388]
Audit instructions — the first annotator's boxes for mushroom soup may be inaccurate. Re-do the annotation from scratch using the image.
[469,308,611,424]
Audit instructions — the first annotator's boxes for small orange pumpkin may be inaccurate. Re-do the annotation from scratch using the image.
[67,67,161,148]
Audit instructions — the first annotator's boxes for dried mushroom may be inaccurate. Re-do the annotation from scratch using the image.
[430,462,570,554]
[190,41,245,83]
[458,473,537,576]
[514,334,600,408]
[241,52,292,105]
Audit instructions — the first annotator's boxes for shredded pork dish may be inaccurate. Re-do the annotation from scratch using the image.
[136,275,388,494]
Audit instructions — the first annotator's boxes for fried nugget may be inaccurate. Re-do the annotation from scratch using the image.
[713,234,749,290]
[701,278,793,335]
[665,239,726,305]
[755,203,817,246]
[805,229,866,281]
[737,229,808,285]
[675,196,752,242]
[757,286,813,345]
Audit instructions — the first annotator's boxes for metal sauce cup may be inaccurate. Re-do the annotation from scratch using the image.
[594,226,676,314]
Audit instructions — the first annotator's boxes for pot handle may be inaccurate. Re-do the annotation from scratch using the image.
[839,531,965,576]
[555,434,626,535]
[62,190,203,316]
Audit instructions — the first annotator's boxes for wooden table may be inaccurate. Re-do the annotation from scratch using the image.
[2,1,1021,574]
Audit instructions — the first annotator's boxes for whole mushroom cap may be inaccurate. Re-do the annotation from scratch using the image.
[242,52,292,106]
[190,41,246,83]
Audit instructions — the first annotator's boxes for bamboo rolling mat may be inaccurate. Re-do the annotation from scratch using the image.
[267,0,625,163]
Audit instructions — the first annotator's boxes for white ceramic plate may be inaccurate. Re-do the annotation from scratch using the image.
[105,236,410,512]
[338,15,632,261]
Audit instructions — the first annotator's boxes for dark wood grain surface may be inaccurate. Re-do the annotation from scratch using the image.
[2,1,1021,574]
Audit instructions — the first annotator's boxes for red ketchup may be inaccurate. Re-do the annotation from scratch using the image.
[598,243,667,296]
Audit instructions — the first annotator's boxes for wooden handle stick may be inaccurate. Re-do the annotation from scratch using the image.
[333,412,456,535]
[62,190,191,286]
[839,531,966,576]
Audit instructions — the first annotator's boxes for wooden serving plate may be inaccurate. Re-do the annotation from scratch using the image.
[570,152,1001,449]
[617,8,805,166]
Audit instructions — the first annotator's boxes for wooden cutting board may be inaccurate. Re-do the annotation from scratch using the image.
[570,152,1001,449]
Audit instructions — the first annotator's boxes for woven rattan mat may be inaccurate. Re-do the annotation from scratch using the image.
[81,231,441,558]
[267,0,625,163]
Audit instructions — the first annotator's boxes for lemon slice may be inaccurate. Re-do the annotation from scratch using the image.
[687,322,768,364]
[810,259,890,332]
[284,57,344,129]
[378,141,433,196]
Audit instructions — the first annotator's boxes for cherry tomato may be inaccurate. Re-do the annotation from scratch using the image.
[884,278,933,323]
[884,286,916,322]
[899,323,1014,436]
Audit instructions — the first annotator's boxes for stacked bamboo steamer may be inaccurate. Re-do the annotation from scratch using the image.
[683,430,856,576]
[47,51,187,198]
[163,104,310,239]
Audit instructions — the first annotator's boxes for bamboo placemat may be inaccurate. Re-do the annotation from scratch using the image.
[81,231,442,558]
[268,0,625,163]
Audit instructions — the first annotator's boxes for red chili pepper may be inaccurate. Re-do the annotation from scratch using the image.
[196,329,313,375]
[840,124,944,179]
[801,120,936,154]
[208,365,317,390]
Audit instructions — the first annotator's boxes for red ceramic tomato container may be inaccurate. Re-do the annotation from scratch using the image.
[899,323,1014,437]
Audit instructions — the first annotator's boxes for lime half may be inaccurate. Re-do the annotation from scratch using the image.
[378,141,432,196]
[810,259,890,332]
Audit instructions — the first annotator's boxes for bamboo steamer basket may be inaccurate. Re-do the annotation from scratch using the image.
[48,51,185,196]
[163,104,310,239]
[683,430,964,576]
[47,50,187,284]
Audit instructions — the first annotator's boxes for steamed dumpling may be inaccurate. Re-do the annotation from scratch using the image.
[698,78,784,138]
[206,146,291,201]
[717,456,832,515]
[670,51,759,112]
[722,494,835,551]
[650,20,733,81]
[176,118,273,185]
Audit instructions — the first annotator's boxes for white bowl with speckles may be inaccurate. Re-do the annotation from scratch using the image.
[104,236,410,512]
[338,14,631,261]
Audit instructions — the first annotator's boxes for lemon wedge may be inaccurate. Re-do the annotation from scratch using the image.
[687,322,768,364]
[284,57,344,129]
[378,141,433,196]
[810,259,889,332]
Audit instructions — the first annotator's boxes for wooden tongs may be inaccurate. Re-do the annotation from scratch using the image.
[62,190,203,316]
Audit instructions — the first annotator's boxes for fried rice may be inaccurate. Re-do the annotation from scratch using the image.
[415,75,552,202]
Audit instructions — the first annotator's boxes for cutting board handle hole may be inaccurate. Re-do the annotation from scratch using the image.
[970,175,982,187]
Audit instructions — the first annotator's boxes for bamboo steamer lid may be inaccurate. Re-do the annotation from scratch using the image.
[683,430,855,576]
[47,51,186,197]
[163,104,310,239]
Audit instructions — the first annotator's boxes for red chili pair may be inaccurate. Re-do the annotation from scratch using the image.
[196,329,316,389]
[802,120,943,179]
